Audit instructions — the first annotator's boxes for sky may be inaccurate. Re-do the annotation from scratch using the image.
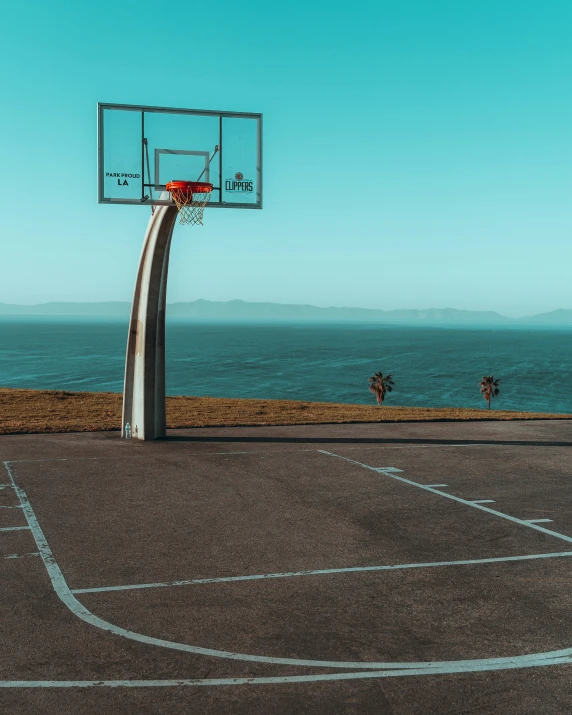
[0,0,570,317]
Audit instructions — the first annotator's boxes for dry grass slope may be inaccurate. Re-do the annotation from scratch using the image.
[0,388,570,435]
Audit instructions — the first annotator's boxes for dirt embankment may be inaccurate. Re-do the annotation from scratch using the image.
[0,388,569,435]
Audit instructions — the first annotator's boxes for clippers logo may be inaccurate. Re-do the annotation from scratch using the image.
[225,171,253,192]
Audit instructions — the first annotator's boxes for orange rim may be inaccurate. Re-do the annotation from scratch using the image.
[166,181,213,195]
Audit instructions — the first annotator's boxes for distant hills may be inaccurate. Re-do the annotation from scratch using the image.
[0,300,571,326]
[518,309,572,325]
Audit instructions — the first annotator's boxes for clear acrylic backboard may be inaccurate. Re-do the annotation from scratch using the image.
[97,103,262,209]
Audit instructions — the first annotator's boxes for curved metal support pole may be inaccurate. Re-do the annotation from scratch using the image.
[122,206,178,440]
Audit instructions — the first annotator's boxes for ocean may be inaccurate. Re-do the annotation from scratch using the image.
[1,317,571,414]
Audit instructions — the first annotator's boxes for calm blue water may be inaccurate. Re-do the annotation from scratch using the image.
[1,317,571,413]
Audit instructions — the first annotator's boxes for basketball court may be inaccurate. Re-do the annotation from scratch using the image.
[3,102,571,713]
[2,419,572,713]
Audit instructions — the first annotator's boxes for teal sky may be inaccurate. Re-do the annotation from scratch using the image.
[1,0,570,317]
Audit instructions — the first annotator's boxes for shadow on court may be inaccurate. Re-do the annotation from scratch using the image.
[165,434,572,447]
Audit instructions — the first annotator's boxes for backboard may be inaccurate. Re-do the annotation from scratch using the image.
[97,103,262,209]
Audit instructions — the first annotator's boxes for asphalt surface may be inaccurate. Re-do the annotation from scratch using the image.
[2,419,572,714]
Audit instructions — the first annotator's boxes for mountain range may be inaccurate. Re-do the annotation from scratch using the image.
[1,300,572,326]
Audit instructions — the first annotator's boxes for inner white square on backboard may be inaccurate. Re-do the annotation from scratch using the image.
[154,150,210,192]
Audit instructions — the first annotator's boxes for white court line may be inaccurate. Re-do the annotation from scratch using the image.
[7,453,315,462]
[3,552,39,560]
[72,551,572,594]
[0,526,30,532]
[319,451,572,545]
[7,457,100,464]
[0,653,566,688]
[6,458,572,683]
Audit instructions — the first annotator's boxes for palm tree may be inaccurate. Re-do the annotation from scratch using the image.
[368,372,395,406]
[479,375,500,410]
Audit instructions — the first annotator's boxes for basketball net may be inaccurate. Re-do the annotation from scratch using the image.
[168,183,213,226]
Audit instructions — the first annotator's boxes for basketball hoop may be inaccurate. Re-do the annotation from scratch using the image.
[165,181,213,226]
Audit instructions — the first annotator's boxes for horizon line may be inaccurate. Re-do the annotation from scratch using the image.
[1,299,572,322]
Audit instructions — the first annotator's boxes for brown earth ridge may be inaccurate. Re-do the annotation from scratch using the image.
[0,388,569,435]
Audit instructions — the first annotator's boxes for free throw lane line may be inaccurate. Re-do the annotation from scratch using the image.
[318,451,572,545]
